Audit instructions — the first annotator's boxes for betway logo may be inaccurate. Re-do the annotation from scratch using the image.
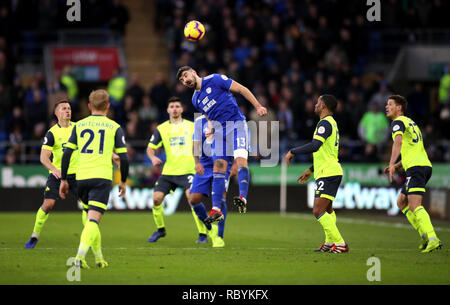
[1,168,47,187]
[308,182,401,215]
[100,185,183,215]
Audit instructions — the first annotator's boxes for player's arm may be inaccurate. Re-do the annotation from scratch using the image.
[40,131,61,178]
[146,128,163,167]
[285,120,332,166]
[229,80,267,116]
[114,127,129,197]
[112,153,121,168]
[386,120,405,182]
[193,118,204,175]
[297,165,314,184]
[59,126,77,199]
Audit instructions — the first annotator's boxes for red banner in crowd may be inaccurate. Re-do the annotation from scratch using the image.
[51,47,121,81]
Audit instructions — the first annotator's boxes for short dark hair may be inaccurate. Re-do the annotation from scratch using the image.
[54,99,70,112]
[388,94,407,113]
[167,96,182,106]
[176,66,193,80]
[320,94,337,112]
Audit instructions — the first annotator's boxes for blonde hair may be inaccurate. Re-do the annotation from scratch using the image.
[89,89,109,111]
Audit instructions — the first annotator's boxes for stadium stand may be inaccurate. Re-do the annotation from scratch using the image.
[0,0,449,166]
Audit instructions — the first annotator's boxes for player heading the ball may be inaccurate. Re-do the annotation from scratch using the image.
[177,66,267,217]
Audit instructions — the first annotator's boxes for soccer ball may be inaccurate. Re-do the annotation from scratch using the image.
[184,20,205,42]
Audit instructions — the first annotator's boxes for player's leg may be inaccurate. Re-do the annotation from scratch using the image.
[232,123,250,212]
[314,176,347,253]
[406,167,441,252]
[148,190,167,242]
[25,175,59,249]
[25,199,55,249]
[409,194,442,253]
[185,188,208,243]
[68,175,87,227]
[76,209,104,269]
[148,175,174,242]
[397,191,427,249]
[207,158,228,222]
[74,179,110,268]
[218,192,227,239]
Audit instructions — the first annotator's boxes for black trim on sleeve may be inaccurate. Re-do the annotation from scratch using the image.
[149,128,162,146]
[314,120,333,140]
[290,139,323,155]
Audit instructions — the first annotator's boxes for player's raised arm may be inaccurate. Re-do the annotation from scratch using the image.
[229,80,267,116]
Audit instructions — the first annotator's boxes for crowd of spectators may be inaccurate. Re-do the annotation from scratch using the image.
[0,0,449,165]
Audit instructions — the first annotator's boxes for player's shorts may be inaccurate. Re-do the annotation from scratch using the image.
[154,174,194,195]
[44,174,77,200]
[314,175,342,202]
[211,120,249,162]
[190,165,231,197]
[401,166,432,196]
[77,178,112,214]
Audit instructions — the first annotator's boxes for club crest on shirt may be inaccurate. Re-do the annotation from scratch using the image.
[206,87,211,94]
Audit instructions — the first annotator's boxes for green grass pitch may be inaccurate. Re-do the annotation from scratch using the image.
[0,211,449,285]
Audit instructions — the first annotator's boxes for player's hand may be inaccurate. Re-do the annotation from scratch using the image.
[388,164,396,183]
[257,106,267,116]
[230,161,238,177]
[383,166,390,175]
[59,180,69,199]
[284,150,294,167]
[52,169,62,179]
[151,156,162,167]
[205,127,215,138]
[118,182,127,197]
[297,169,312,184]
[195,163,204,175]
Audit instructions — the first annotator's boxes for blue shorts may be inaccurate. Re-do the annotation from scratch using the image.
[211,120,249,162]
[190,164,231,197]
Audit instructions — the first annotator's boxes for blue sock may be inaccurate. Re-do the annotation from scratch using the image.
[212,172,226,210]
[218,197,227,238]
[191,202,211,230]
[237,166,250,199]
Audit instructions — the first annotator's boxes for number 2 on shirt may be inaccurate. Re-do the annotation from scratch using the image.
[81,129,105,154]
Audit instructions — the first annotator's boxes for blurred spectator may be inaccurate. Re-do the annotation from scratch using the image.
[109,0,130,36]
[345,91,366,139]
[149,73,172,114]
[126,73,145,106]
[407,83,429,124]
[38,0,58,32]
[249,94,277,151]
[358,103,389,161]
[0,50,13,85]
[277,98,295,154]
[107,68,127,125]
[0,81,12,131]
[60,66,78,103]
[438,64,450,104]
[368,81,393,110]
[139,95,159,125]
